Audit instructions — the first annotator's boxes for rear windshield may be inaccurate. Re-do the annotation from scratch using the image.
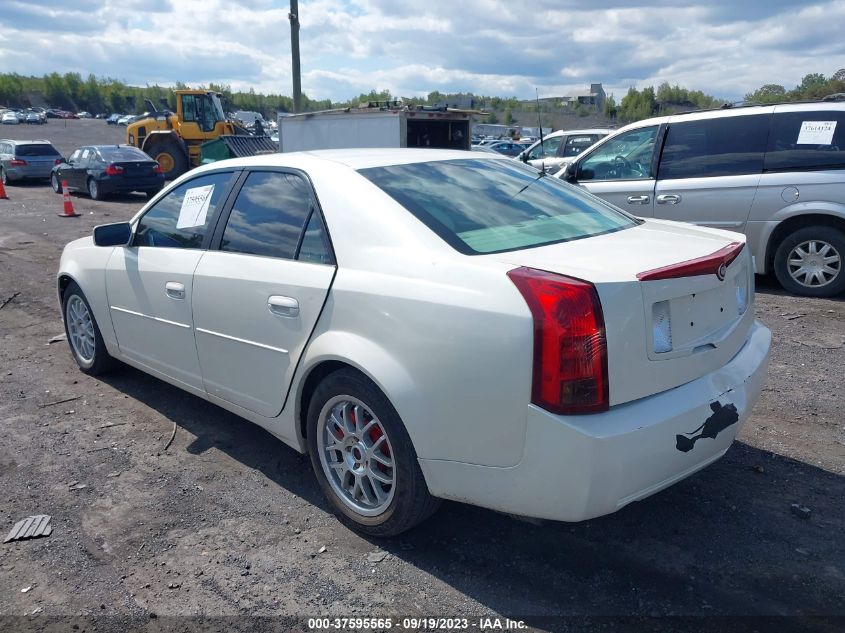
[15,144,59,157]
[97,147,150,162]
[359,158,637,255]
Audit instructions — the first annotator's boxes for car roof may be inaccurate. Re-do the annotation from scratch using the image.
[3,139,54,145]
[193,148,510,173]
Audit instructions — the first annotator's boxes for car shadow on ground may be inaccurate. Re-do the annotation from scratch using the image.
[756,273,844,302]
[99,364,845,622]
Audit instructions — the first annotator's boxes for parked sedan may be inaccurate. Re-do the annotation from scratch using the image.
[51,145,164,200]
[57,150,771,536]
[487,141,525,157]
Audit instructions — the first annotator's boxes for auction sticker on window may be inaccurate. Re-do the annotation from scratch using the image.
[176,184,214,229]
[796,120,836,145]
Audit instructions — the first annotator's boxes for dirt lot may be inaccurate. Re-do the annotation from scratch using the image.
[0,120,843,632]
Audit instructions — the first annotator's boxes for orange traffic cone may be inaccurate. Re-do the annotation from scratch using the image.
[0,178,8,200]
[58,180,80,217]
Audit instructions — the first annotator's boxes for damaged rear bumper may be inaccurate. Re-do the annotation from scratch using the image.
[419,320,771,522]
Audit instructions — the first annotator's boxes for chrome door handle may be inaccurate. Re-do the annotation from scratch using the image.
[657,194,682,205]
[268,295,299,318]
[627,195,650,204]
[165,281,185,300]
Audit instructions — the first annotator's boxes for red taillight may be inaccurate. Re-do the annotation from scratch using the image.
[9,159,27,166]
[54,158,62,165]
[637,242,744,281]
[104,164,124,176]
[508,267,608,415]
[153,164,164,174]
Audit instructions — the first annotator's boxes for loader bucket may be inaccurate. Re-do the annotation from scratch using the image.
[200,135,278,164]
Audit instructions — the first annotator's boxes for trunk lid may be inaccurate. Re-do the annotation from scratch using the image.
[489,219,755,406]
[114,161,159,178]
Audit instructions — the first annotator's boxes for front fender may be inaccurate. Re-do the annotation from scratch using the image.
[58,238,118,354]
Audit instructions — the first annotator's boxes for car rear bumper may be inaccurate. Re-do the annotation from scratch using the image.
[419,320,771,522]
[5,166,53,180]
[98,176,164,193]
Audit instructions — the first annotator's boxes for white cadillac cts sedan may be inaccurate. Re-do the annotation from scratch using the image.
[58,149,771,536]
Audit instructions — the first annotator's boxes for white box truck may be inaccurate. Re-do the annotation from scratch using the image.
[278,104,474,152]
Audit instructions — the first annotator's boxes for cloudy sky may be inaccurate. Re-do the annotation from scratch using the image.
[1,0,843,102]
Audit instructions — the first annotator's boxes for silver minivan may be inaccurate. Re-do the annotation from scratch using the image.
[558,101,845,297]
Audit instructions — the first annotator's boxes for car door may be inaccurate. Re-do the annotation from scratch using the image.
[653,111,772,231]
[192,169,336,417]
[574,125,661,215]
[65,148,91,190]
[105,170,238,391]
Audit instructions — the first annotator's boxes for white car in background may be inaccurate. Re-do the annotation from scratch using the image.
[518,128,613,172]
[57,149,771,535]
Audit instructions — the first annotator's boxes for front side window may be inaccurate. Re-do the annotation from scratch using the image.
[134,171,235,248]
[765,111,845,172]
[527,136,563,160]
[578,126,658,181]
[220,171,316,260]
[360,158,637,255]
[659,115,768,180]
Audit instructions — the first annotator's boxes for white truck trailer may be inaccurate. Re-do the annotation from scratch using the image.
[277,104,475,152]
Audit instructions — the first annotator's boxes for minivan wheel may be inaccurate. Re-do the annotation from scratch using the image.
[62,281,116,375]
[306,368,440,536]
[774,226,845,297]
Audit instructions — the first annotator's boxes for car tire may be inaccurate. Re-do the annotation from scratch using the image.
[149,140,188,180]
[306,368,440,536]
[61,281,117,376]
[50,173,62,194]
[87,177,103,201]
[773,225,845,297]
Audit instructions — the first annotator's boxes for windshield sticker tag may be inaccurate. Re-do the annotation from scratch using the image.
[176,184,214,229]
[796,120,836,145]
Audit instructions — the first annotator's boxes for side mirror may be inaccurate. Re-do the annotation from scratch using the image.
[562,162,578,183]
[519,152,528,163]
[94,222,132,247]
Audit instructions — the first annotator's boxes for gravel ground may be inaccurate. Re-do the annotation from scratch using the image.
[0,120,843,632]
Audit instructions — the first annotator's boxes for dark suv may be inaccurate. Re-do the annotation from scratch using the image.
[0,139,63,185]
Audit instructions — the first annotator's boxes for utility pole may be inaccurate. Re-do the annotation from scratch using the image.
[289,0,302,113]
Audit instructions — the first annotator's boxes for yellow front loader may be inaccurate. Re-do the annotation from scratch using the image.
[125,90,263,179]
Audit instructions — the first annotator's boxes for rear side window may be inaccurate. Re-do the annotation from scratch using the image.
[98,147,151,162]
[134,171,235,248]
[560,134,603,157]
[220,171,325,261]
[765,111,845,172]
[360,158,637,255]
[15,144,59,157]
[659,115,768,179]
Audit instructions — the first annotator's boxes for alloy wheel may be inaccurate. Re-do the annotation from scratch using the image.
[317,396,395,517]
[66,295,95,365]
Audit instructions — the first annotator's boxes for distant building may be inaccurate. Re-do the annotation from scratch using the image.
[528,83,606,111]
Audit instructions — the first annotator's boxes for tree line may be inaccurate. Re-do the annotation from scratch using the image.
[0,72,334,117]
[2,70,842,124]
[603,70,845,124]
